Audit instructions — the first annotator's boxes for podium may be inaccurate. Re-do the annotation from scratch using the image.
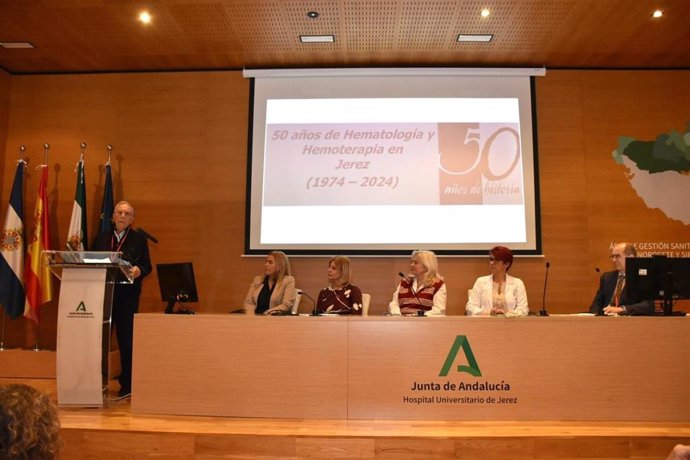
[46,250,133,407]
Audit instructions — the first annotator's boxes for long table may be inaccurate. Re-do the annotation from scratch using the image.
[131,314,690,421]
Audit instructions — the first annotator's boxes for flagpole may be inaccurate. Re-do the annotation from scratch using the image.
[0,311,6,350]
[31,143,50,352]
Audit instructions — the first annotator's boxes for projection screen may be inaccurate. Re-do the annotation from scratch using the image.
[244,68,543,255]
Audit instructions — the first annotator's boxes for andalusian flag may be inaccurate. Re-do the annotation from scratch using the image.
[0,160,26,319]
[66,155,87,250]
[98,162,114,234]
[24,165,53,323]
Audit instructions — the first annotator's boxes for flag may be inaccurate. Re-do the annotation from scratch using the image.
[24,165,53,323]
[0,160,26,319]
[98,162,114,234]
[66,155,87,250]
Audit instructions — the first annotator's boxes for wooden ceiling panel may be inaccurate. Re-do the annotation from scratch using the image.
[342,1,398,51]
[398,1,457,50]
[226,1,293,52]
[0,0,689,73]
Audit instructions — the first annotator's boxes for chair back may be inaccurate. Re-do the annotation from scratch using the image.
[362,293,371,316]
[292,291,303,315]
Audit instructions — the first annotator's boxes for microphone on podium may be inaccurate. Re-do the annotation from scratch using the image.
[296,290,318,316]
[595,267,601,277]
[540,262,550,316]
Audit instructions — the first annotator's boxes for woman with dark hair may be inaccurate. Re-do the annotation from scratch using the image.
[316,256,363,315]
[0,384,60,460]
[466,246,528,316]
[242,251,296,315]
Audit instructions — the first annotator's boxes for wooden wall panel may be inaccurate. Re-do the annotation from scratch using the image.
[1,69,689,351]
[0,69,9,199]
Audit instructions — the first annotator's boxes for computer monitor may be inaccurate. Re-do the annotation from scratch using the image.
[625,256,690,316]
[156,262,198,314]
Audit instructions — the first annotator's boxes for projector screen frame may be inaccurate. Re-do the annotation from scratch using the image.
[243,69,543,256]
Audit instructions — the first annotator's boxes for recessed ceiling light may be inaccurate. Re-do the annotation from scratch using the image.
[307,11,319,19]
[300,35,335,43]
[138,11,152,24]
[480,8,491,18]
[652,9,663,18]
[0,41,35,49]
[457,34,493,43]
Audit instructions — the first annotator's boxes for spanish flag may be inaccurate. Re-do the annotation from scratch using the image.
[24,165,53,323]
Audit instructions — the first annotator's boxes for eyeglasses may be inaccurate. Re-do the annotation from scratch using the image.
[609,254,623,260]
[489,257,504,264]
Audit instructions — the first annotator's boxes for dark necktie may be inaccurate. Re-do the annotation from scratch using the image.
[613,274,625,307]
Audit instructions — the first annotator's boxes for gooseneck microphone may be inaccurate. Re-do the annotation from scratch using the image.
[399,272,424,308]
[136,227,159,244]
[540,262,550,316]
[297,290,318,316]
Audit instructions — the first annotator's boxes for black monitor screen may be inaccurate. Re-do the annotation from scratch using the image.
[156,262,199,303]
[625,256,690,314]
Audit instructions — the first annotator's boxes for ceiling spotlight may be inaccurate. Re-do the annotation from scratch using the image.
[138,11,152,24]
[480,8,491,18]
[652,9,663,18]
[307,11,319,19]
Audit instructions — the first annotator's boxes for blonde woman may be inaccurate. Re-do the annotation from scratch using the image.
[316,256,364,315]
[388,250,446,316]
[242,251,296,315]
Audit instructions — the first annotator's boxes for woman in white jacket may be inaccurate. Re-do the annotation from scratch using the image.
[466,246,528,316]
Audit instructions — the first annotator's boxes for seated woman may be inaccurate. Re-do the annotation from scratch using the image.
[466,246,529,316]
[242,251,296,315]
[388,250,446,316]
[316,256,364,315]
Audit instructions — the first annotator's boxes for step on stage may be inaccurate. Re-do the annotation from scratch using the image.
[58,399,690,459]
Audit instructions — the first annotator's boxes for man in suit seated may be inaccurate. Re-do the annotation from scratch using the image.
[589,242,654,316]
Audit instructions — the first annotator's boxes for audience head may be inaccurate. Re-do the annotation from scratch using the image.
[410,250,442,284]
[666,444,690,460]
[265,251,291,281]
[327,256,352,288]
[489,246,514,272]
[610,242,636,273]
[0,384,60,460]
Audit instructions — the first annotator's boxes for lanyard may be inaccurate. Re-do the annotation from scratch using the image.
[111,227,130,252]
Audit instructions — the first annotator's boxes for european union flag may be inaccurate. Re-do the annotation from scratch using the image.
[99,163,114,234]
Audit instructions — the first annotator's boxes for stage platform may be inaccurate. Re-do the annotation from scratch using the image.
[58,400,690,459]
[3,378,690,458]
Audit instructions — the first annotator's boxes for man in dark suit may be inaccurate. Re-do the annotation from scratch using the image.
[589,242,654,316]
[92,201,152,397]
